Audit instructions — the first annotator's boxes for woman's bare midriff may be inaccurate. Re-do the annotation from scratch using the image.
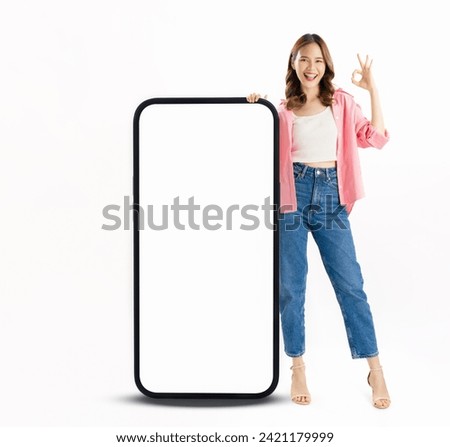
[302,160,336,168]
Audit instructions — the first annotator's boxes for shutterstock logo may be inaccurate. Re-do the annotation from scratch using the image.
[102,195,277,231]
[101,195,348,231]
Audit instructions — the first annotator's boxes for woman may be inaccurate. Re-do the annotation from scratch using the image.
[247,33,391,408]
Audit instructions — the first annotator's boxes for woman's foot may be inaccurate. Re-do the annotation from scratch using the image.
[290,363,311,405]
[367,367,391,409]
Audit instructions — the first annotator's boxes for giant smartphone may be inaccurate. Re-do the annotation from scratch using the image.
[133,98,279,398]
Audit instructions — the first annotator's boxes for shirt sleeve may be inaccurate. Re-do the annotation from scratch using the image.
[353,101,390,149]
[278,105,290,172]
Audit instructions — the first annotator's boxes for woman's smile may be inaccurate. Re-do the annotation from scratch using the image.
[304,72,318,81]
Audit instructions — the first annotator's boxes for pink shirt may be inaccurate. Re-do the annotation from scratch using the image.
[278,88,390,215]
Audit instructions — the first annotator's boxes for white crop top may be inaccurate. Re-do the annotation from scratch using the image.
[291,106,338,163]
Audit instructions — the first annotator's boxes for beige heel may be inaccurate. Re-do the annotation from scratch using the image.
[290,364,311,405]
[367,366,391,409]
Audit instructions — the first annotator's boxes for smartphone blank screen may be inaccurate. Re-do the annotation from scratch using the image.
[133,98,279,398]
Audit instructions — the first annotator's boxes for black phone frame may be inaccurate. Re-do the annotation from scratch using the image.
[133,97,279,399]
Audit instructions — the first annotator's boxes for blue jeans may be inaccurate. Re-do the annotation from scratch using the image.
[279,162,379,359]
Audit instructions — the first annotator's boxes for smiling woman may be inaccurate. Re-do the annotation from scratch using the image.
[247,32,391,409]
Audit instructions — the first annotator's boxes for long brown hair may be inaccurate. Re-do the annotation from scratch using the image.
[285,33,335,110]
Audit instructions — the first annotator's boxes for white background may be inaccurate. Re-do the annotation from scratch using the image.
[1,0,449,445]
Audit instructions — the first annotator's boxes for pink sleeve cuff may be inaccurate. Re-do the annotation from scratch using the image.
[357,121,390,149]
[367,126,390,148]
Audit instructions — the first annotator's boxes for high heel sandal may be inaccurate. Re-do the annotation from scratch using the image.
[290,364,311,405]
[367,366,391,409]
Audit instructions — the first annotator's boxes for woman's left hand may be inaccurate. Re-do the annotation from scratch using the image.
[351,54,376,92]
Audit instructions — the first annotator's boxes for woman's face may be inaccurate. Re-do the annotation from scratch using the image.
[292,42,326,89]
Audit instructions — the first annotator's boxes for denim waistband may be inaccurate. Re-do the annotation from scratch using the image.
[293,162,337,179]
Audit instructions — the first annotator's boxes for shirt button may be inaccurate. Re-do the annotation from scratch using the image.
[317,169,321,175]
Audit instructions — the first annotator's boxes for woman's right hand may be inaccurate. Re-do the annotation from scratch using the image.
[246,93,267,103]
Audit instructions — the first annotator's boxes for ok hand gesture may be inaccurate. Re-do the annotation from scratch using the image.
[351,54,377,92]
